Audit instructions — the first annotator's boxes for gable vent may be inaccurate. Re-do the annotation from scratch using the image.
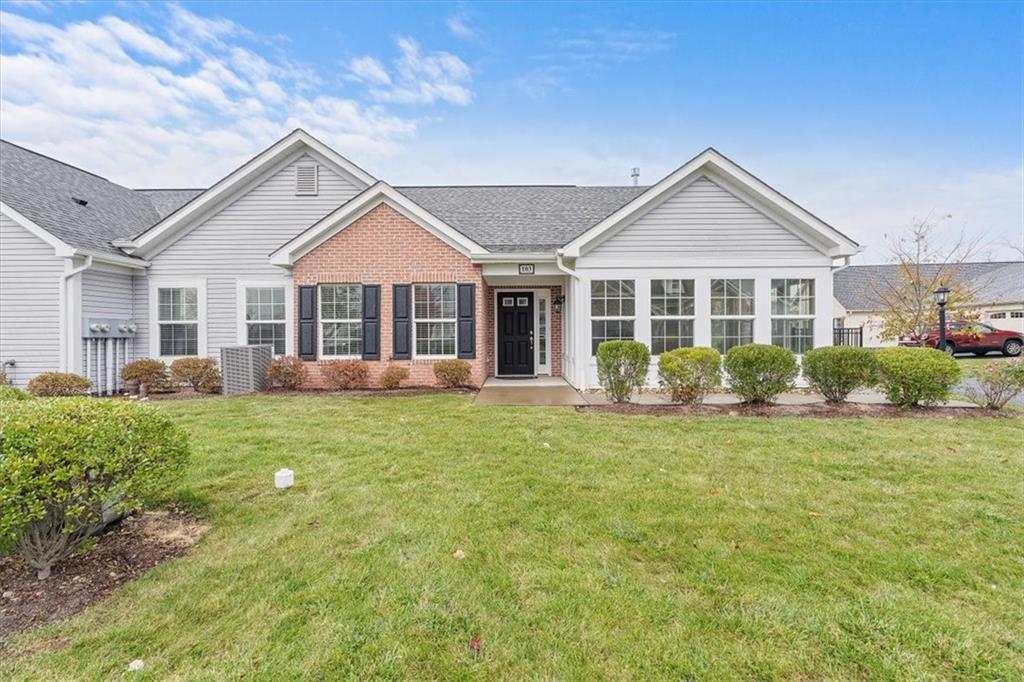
[295,164,318,196]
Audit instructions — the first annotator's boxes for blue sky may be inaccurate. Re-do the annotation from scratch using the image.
[1,1,1021,261]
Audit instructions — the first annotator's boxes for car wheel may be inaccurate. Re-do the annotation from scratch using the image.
[1003,339,1023,357]
[942,342,956,356]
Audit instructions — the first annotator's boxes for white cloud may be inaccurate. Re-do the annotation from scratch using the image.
[349,37,473,106]
[0,5,451,186]
[445,12,474,39]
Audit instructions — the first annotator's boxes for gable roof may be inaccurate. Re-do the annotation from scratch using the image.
[136,188,205,219]
[0,140,193,258]
[270,182,487,265]
[395,185,648,252]
[129,129,376,257]
[834,261,1024,311]
[561,147,862,258]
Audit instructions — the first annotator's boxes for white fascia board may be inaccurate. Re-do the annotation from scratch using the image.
[269,182,487,266]
[0,202,75,257]
[471,253,558,263]
[71,248,150,269]
[561,149,861,258]
[130,129,376,256]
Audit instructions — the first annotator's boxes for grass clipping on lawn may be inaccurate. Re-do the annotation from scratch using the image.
[3,394,1022,680]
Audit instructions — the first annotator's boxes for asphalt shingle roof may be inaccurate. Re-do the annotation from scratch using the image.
[0,140,197,256]
[396,185,648,251]
[136,188,204,219]
[834,261,1024,310]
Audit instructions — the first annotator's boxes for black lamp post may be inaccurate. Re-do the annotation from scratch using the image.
[933,285,950,353]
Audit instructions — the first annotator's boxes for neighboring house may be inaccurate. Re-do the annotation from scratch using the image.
[833,262,1024,347]
[0,130,862,391]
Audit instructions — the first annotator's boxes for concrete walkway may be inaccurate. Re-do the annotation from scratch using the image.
[475,378,979,408]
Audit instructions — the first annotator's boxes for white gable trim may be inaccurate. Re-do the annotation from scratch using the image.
[560,148,862,259]
[270,182,487,266]
[129,129,376,257]
[0,201,75,257]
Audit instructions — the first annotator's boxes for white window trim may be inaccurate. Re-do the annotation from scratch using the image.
[492,288,551,376]
[710,278,755,353]
[650,279,696,354]
[590,279,636,356]
[769,278,816,354]
[235,280,293,356]
[412,283,458,360]
[149,278,207,361]
[318,283,363,360]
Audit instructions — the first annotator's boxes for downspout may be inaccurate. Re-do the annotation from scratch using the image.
[555,251,582,388]
[60,255,93,372]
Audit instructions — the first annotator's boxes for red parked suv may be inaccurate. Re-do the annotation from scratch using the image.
[910,321,1023,357]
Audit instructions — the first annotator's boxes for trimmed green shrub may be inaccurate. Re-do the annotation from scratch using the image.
[433,359,472,388]
[964,357,1024,410]
[321,360,370,390]
[266,356,308,390]
[0,384,30,401]
[0,399,189,579]
[724,344,798,404]
[121,358,168,387]
[802,346,880,403]
[379,365,409,390]
[657,347,721,404]
[876,347,961,407]
[26,372,91,397]
[170,357,220,393]
[596,340,651,403]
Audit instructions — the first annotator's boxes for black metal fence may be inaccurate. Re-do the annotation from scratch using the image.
[833,327,863,347]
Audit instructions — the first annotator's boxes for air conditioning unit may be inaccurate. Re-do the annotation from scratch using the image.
[220,345,274,395]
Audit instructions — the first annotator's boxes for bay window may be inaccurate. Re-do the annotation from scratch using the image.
[771,278,815,354]
[710,278,754,354]
[414,283,457,357]
[591,279,635,354]
[650,279,695,354]
[320,284,362,357]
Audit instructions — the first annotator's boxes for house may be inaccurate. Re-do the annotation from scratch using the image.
[833,261,1024,347]
[1,129,862,391]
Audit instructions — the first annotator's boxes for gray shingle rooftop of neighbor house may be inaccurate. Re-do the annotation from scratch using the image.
[834,261,1024,311]
[0,140,200,257]
[396,185,649,251]
[135,188,205,220]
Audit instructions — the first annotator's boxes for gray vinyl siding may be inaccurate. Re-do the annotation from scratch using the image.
[586,176,823,260]
[0,214,64,387]
[81,268,135,368]
[140,154,361,358]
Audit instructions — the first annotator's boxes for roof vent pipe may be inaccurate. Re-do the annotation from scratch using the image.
[630,168,639,186]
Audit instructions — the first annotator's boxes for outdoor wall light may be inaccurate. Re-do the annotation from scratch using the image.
[553,295,565,313]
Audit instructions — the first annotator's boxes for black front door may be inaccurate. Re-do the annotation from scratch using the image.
[497,292,534,375]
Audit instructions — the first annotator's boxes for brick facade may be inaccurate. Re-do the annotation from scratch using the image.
[485,284,562,378]
[292,202,487,388]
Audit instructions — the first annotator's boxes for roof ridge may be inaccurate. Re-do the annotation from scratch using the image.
[1,138,112,183]
[135,187,206,192]
[396,184,650,189]
[844,260,1023,268]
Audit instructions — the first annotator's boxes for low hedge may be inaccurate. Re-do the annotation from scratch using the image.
[876,347,960,407]
[0,399,189,579]
[433,359,472,388]
[266,356,308,390]
[657,347,721,404]
[379,365,409,390]
[596,340,651,403]
[26,372,91,397]
[121,358,168,386]
[169,357,220,393]
[964,358,1024,409]
[723,344,798,404]
[801,346,879,403]
[0,384,30,401]
[321,360,370,390]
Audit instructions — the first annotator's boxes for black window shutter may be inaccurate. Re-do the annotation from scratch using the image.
[457,283,476,359]
[298,285,317,360]
[392,284,411,359]
[362,285,380,360]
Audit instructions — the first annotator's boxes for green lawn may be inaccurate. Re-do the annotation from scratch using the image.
[4,395,1023,679]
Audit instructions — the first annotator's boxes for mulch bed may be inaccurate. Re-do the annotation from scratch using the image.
[0,509,205,639]
[579,402,1019,419]
[144,387,474,401]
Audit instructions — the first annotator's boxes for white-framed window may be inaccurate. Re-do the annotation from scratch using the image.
[710,278,754,354]
[413,283,457,357]
[243,287,286,355]
[770,278,815,354]
[651,279,695,355]
[157,287,198,356]
[1010,311,1023,319]
[591,279,635,355]
[990,312,1006,320]
[538,297,548,366]
[320,284,362,357]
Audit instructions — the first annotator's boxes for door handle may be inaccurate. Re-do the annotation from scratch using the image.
[529,330,534,350]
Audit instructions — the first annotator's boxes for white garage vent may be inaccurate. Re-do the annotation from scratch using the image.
[220,345,274,394]
[295,164,318,196]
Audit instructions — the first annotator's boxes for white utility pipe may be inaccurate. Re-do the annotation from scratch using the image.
[106,339,114,396]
